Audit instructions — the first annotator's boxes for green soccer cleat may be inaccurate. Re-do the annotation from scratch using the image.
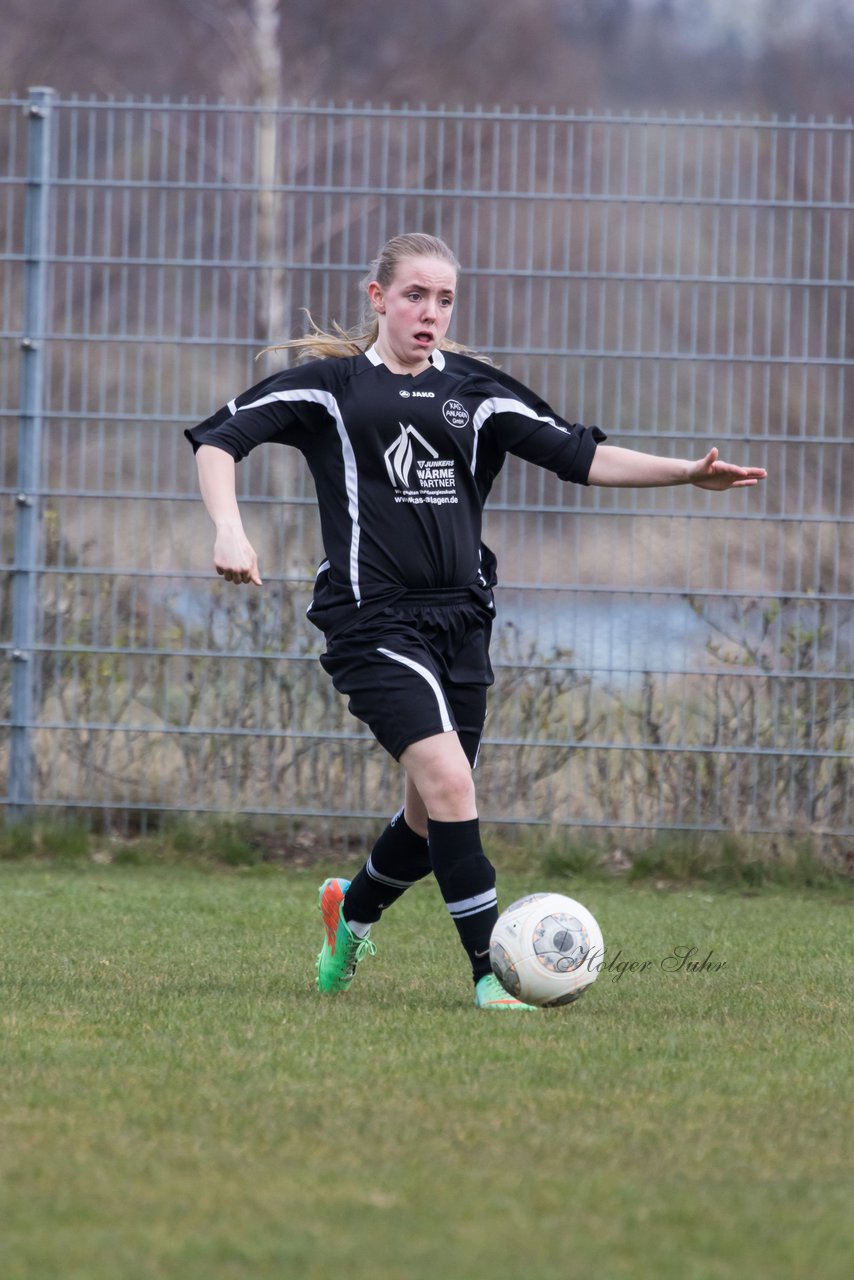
[316,877,377,994]
[474,973,538,1011]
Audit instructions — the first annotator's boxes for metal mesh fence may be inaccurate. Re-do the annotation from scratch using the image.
[1,91,852,843]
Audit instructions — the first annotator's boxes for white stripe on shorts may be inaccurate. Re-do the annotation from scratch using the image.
[445,888,498,919]
[376,647,454,734]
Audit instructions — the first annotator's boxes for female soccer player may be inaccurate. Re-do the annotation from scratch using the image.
[186,233,766,1010]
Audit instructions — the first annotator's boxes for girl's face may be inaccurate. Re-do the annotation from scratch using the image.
[368,254,457,374]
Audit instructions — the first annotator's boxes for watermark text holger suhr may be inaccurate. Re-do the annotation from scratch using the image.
[586,946,727,982]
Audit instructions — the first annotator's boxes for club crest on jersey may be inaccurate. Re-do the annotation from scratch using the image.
[383,424,458,506]
[443,399,469,428]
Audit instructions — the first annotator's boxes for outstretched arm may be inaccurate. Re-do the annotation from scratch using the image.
[587,445,767,491]
[195,444,262,585]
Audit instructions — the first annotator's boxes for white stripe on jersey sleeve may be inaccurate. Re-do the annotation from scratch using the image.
[469,396,563,474]
[234,388,362,606]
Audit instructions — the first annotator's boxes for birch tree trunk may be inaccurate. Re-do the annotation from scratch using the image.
[253,0,286,345]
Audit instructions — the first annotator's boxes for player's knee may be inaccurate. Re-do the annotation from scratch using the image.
[420,764,475,820]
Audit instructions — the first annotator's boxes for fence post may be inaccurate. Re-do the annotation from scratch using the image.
[8,86,54,823]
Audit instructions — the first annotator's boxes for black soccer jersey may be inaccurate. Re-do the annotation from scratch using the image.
[185,346,605,636]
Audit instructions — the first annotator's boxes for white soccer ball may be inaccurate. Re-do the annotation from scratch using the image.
[489,892,603,1007]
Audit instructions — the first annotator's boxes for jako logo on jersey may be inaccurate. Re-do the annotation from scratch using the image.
[399,389,435,398]
[443,399,469,428]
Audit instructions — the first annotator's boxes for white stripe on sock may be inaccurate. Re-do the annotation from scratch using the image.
[445,888,498,919]
[366,852,418,890]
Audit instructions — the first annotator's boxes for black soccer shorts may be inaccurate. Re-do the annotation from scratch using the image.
[319,590,495,764]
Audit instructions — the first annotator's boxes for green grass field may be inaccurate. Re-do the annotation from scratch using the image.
[1,860,851,1280]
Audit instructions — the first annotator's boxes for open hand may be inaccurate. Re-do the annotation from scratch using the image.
[689,447,767,491]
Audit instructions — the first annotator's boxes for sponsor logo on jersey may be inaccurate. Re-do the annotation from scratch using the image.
[383,424,458,506]
[399,389,435,398]
[443,399,469,428]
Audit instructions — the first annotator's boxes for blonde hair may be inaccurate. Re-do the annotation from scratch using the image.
[259,233,487,363]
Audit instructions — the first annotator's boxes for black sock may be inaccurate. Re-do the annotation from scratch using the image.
[427,817,497,984]
[343,810,432,926]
